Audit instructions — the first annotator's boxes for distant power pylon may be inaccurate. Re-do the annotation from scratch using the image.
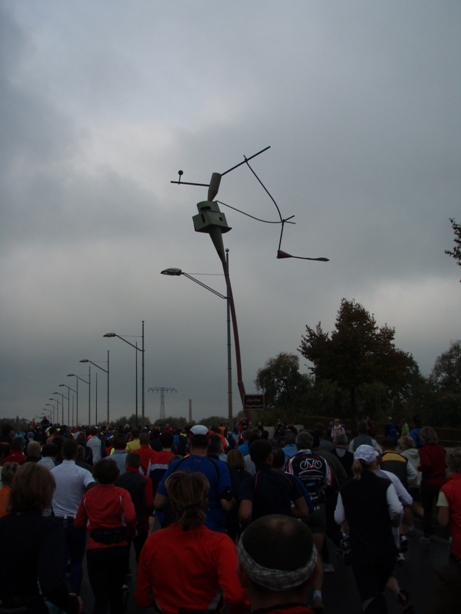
[148,387,177,421]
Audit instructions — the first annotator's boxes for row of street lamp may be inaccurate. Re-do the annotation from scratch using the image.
[43,322,145,427]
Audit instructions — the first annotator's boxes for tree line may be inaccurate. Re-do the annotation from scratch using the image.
[254,298,461,428]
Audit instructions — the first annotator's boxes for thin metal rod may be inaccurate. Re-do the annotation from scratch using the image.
[88,366,91,426]
[182,272,227,299]
[142,321,145,426]
[170,146,270,186]
[225,250,232,430]
[107,350,110,425]
[221,146,271,177]
[136,342,138,427]
[170,180,209,187]
[217,200,295,225]
[95,371,98,426]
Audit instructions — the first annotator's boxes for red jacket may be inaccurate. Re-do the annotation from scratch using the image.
[0,451,27,466]
[74,484,137,549]
[440,473,461,558]
[136,524,248,614]
[418,444,447,486]
[134,446,158,476]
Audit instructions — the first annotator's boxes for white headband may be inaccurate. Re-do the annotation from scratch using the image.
[238,537,317,591]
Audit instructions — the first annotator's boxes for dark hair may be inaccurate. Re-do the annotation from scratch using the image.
[189,435,209,450]
[382,437,396,450]
[93,459,119,484]
[41,443,58,458]
[62,438,78,460]
[271,447,286,470]
[159,431,174,448]
[131,428,141,439]
[11,438,25,452]
[139,433,150,446]
[1,424,13,437]
[208,435,223,456]
[249,439,273,465]
[9,464,55,512]
[248,430,262,446]
[357,421,368,434]
[113,434,127,450]
[52,436,64,450]
[75,433,86,446]
[125,452,141,469]
[314,423,325,438]
[150,428,161,440]
[165,471,209,531]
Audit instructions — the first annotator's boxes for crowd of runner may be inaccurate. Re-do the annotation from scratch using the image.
[0,415,460,614]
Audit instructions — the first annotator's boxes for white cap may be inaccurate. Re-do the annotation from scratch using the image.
[190,425,209,437]
[354,444,378,464]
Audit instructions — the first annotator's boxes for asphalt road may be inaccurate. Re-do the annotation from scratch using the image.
[79,526,453,614]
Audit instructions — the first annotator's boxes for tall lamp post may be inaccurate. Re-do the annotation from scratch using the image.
[80,351,110,424]
[104,323,144,426]
[67,372,90,427]
[53,391,68,425]
[161,261,233,428]
[59,384,77,426]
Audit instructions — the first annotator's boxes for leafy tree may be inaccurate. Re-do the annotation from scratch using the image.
[112,414,153,428]
[428,340,461,427]
[299,299,413,422]
[445,218,461,282]
[198,416,228,428]
[154,416,189,429]
[254,352,311,413]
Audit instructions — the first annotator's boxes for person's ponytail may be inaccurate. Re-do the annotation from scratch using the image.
[165,471,209,531]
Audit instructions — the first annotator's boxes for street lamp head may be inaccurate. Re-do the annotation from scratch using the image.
[80,359,89,363]
[103,333,116,337]
[53,392,59,395]
[67,373,75,377]
[59,384,66,388]
[161,268,183,276]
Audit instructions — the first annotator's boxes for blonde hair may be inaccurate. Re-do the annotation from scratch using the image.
[447,448,461,475]
[165,471,209,531]
[398,436,415,451]
[420,426,439,445]
[1,462,19,486]
[352,458,378,480]
[227,449,246,471]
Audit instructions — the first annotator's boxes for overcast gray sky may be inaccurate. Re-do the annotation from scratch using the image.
[1,1,460,425]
